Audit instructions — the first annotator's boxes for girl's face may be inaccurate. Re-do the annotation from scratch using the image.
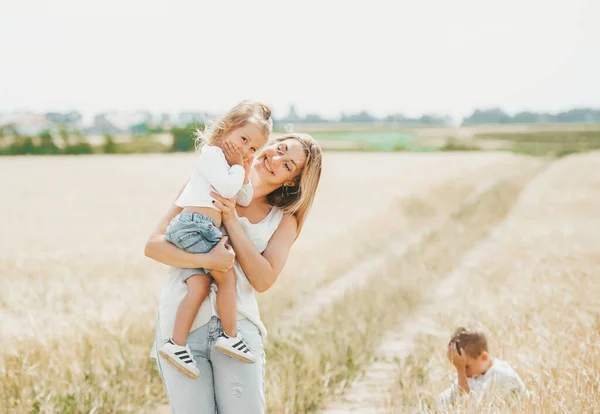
[253,139,307,187]
[221,122,268,161]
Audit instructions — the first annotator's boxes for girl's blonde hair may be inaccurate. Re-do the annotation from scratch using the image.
[194,100,273,149]
[264,133,322,236]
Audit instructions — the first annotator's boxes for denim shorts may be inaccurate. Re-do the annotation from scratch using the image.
[165,212,222,281]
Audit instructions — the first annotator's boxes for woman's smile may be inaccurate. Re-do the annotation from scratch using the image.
[262,155,275,174]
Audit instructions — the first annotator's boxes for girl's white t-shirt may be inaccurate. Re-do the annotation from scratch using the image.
[175,145,253,209]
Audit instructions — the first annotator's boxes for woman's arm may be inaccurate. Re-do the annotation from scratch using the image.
[225,213,297,292]
[211,192,297,292]
[144,184,236,272]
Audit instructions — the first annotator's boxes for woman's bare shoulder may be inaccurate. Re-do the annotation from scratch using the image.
[278,212,298,232]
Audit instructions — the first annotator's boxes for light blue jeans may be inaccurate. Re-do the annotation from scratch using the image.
[155,315,266,414]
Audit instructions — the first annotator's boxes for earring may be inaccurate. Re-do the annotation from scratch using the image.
[282,186,289,198]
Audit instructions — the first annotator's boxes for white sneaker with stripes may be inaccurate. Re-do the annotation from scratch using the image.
[215,332,256,364]
[159,339,200,379]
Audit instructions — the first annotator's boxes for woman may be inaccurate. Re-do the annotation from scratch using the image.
[145,133,323,413]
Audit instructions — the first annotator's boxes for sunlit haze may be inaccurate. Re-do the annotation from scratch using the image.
[2,0,599,121]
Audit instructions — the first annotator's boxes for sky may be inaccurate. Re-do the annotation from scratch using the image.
[1,0,599,122]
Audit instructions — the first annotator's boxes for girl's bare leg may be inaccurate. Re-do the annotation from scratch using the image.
[172,275,212,345]
[212,269,237,337]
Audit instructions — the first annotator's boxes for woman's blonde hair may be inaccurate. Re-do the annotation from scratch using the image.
[194,100,273,149]
[264,133,322,236]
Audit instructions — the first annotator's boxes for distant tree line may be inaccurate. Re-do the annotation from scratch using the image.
[275,105,451,126]
[44,111,83,125]
[277,107,600,127]
[171,124,199,152]
[7,106,600,139]
[3,106,600,156]
[0,124,201,156]
[0,128,94,155]
[462,108,600,125]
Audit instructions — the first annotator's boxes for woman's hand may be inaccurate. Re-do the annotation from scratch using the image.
[209,237,236,272]
[143,195,236,271]
[211,192,238,225]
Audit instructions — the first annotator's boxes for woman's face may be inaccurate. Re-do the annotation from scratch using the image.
[252,139,307,187]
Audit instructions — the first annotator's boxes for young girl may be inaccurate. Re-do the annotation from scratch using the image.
[159,100,272,379]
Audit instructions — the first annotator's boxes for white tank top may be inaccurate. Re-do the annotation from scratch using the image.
[156,206,284,342]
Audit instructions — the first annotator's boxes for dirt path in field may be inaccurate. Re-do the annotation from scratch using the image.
[256,163,541,413]
[320,166,543,413]
[272,157,544,340]
[259,157,529,329]
[321,234,501,413]
[322,152,600,413]
[273,178,498,339]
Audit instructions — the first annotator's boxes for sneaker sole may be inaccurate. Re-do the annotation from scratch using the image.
[215,344,256,364]
[158,350,200,379]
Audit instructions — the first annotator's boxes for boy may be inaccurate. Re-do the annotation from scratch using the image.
[438,327,527,407]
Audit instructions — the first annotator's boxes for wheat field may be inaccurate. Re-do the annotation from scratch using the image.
[1,150,598,413]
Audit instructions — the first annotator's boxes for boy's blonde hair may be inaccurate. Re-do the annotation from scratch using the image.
[194,100,273,149]
[265,133,322,236]
[450,327,488,358]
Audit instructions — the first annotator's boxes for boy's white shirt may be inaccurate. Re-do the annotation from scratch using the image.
[175,145,253,209]
[438,358,528,407]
